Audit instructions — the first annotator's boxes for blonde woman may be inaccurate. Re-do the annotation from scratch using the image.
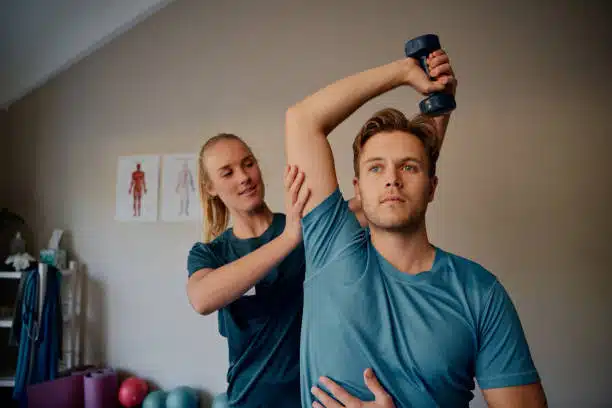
[186,133,310,408]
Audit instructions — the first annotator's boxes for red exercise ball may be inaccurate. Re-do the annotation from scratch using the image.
[118,376,149,407]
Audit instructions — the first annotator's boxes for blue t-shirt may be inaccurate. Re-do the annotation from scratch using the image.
[187,213,304,408]
[299,189,540,408]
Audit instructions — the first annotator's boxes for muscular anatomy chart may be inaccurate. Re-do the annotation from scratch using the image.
[116,155,160,222]
[161,154,201,222]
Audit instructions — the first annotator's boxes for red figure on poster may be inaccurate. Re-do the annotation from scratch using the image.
[128,163,147,216]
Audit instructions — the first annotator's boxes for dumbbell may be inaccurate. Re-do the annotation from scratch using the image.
[404,34,456,116]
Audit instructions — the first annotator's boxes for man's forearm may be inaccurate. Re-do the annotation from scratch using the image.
[433,113,452,152]
[288,59,413,136]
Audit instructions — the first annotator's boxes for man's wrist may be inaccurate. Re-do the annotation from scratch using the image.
[396,58,419,87]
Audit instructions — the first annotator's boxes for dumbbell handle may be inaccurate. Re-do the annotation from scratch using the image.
[404,34,441,80]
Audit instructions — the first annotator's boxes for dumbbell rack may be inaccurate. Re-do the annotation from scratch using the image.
[0,261,81,388]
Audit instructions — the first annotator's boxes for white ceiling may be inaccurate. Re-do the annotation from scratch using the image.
[0,0,175,109]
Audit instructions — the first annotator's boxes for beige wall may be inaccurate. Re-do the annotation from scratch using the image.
[4,0,612,405]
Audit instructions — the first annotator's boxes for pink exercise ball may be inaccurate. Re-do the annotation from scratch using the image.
[118,376,149,407]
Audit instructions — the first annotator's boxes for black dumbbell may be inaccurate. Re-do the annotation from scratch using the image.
[404,34,456,116]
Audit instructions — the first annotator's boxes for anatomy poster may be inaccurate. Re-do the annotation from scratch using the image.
[161,154,201,222]
[115,155,160,222]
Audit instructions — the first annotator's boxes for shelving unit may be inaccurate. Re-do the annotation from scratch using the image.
[0,261,81,389]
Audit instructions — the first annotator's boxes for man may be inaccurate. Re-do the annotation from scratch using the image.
[285,47,547,407]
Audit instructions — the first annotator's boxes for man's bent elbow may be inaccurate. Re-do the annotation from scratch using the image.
[285,106,303,136]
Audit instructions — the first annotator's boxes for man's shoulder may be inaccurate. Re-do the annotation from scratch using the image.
[439,248,499,291]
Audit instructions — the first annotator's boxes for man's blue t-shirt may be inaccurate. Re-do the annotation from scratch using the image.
[300,188,540,408]
[187,213,304,408]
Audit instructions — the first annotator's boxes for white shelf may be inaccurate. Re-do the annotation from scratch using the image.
[0,319,11,328]
[0,376,15,387]
[0,268,75,281]
[0,271,21,279]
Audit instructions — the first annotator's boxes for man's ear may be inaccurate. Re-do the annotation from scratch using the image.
[352,176,361,200]
[428,175,438,202]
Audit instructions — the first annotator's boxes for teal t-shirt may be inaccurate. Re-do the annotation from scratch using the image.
[187,213,304,408]
[300,189,540,407]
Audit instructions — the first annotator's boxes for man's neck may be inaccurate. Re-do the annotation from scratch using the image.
[231,205,274,239]
[370,224,436,275]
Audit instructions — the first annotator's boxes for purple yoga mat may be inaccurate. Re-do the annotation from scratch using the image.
[84,368,118,408]
[27,375,84,408]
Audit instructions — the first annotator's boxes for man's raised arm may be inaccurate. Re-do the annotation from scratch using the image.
[284,57,450,215]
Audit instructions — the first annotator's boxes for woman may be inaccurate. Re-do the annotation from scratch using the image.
[186,133,310,408]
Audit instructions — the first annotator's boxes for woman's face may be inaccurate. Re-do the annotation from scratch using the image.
[203,138,265,213]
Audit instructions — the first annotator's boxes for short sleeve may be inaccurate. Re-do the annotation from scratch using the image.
[475,280,541,389]
[301,188,362,271]
[187,242,220,277]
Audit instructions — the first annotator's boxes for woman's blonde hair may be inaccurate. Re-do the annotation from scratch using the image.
[198,133,252,242]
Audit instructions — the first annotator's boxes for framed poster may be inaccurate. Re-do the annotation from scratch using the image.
[161,154,201,222]
[115,155,160,222]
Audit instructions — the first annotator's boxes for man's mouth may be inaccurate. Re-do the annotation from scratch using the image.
[381,195,405,203]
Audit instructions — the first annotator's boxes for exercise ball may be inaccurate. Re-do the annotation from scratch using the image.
[142,390,167,408]
[212,392,229,408]
[165,386,198,408]
[118,376,149,407]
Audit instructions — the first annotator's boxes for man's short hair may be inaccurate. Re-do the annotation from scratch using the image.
[352,108,440,178]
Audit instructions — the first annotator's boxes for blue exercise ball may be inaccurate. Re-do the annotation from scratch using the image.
[165,386,198,408]
[142,390,167,408]
[212,392,228,408]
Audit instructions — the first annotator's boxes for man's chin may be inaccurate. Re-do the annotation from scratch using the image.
[366,214,422,233]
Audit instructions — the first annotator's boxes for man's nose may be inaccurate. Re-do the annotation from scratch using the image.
[385,169,402,188]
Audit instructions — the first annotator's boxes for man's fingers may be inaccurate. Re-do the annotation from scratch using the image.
[428,53,449,71]
[428,49,445,59]
[430,63,452,78]
[318,376,358,406]
[311,385,342,408]
[363,368,393,403]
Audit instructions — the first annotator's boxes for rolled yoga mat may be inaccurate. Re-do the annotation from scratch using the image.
[83,368,119,408]
[27,375,84,408]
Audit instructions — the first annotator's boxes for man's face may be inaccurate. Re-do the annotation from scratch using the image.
[353,130,437,233]
[204,139,265,213]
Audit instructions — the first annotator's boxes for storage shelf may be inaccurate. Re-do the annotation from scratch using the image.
[0,261,81,388]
